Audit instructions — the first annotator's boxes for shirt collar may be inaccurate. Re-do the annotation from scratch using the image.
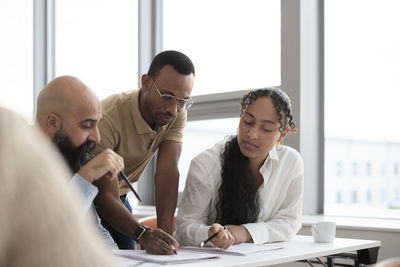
[261,145,279,168]
[258,145,280,187]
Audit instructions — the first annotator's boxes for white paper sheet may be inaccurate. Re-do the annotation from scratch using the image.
[182,242,283,256]
[114,249,220,265]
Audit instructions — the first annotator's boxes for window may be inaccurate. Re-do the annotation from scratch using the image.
[380,162,387,176]
[366,162,372,176]
[351,191,358,203]
[22,2,329,215]
[325,0,400,218]
[0,1,33,120]
[163,0,280,192]
[55,0,138,100]
[366,190,372,203]
[178,118,239,192]
[336,161,343,176]
[394,189,400,201]
[351,162,358,176]
[336,191,342,203]
[163,0,280,96]
[380,189,387,203]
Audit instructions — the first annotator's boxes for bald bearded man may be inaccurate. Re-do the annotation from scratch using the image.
[36,76,179,255]
[36,76,124,248]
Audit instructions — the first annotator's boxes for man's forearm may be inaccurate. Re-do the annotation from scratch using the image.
[95,192,139,238]
[154,173,179,234]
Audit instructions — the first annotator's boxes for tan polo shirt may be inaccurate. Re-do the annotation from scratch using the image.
[94,89,186,195]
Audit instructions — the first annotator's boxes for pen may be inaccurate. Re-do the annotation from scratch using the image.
[171,245,177,255]
[199,226,227,247]
[120,171,142,203]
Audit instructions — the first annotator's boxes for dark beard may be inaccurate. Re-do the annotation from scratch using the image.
[52,129,96,173]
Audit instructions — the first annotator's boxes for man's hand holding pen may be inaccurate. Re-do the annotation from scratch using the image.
[79,149,124,183]
[207,223,235,249]
[139,228,180,255]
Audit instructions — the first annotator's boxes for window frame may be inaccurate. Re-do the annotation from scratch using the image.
[33,0,324,214]
[33,0,55,119]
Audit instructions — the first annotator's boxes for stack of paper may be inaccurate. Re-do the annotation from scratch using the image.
[114,249,220,265]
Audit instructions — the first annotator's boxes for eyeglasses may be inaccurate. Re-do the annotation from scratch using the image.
[150,79,193,110]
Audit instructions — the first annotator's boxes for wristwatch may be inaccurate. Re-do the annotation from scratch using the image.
[132,225,150,242]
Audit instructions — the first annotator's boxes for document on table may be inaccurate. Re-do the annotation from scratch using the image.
[114,249,220,265]
[182,242,284,256]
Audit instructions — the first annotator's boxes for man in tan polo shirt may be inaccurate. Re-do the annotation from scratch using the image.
[94,50,195,251]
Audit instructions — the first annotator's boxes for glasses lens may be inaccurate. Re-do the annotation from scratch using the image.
[177,100,186,109]
[162,95,176,104]
[185,99,193,110]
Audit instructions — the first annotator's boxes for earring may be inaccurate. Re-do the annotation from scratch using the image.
[277,140,283,151]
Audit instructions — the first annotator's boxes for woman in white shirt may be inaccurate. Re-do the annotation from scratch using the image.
[175,88,304,249]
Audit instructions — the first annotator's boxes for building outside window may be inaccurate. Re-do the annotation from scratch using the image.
[163,0,280,192]
[325,0,400,218]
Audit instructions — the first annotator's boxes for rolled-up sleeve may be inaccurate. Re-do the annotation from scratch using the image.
[71,173,99,213]
[164,110,186,143]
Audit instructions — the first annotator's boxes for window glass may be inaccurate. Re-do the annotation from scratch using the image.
[325,0,400,218]
[178,118,239,192]
[56,0,138,100]
[163,0,280,96]
[0,1,33,120]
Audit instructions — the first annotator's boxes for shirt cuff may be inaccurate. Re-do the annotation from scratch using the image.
[197,225,212,247]
[71,173,99,213]
[241,223,266,244]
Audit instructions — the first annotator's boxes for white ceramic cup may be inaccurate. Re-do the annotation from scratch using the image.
[311,222,336,243]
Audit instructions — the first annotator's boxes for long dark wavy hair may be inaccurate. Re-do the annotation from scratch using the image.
[215,88,297,226]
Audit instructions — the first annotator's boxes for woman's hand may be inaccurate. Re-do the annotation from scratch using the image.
[225,225,252,244]
[208,223,235,249]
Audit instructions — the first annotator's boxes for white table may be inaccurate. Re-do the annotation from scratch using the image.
[115,235,381,267]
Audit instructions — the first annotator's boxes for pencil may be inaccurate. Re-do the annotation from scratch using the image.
[120,171,142,203]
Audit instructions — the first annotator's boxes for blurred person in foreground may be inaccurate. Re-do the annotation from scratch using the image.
[0,107,119,267]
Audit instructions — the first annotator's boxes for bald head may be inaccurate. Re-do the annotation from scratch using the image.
[36,75,102,144]
[37,76,98,123]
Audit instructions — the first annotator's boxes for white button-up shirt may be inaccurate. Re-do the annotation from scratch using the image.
[71,173,118,249]
[71,173,98,212]
[175,137,304,246]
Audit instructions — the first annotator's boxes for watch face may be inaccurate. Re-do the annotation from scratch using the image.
[133,225,146,241]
